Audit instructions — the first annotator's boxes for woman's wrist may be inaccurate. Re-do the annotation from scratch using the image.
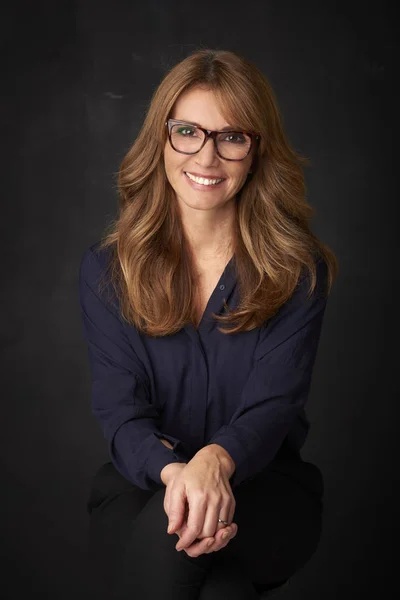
[160,461,186,485]
[159,437,187,485]
[159,437,174,450]
[197,443,236,478]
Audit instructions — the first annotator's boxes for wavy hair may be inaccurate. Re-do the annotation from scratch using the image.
[96,48,339,337]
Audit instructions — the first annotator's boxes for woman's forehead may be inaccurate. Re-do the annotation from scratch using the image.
[171,88,237,130]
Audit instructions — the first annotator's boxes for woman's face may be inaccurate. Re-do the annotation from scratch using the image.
[163,87,254,213]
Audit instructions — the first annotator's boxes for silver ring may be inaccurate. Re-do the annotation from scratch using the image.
[218,518,230,525]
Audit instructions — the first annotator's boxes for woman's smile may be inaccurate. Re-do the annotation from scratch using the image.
[183,170,227,190]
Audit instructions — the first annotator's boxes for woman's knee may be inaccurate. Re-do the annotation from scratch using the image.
[198,556,259,600]
[114,489,216,599]
[130,486,171,536]
[220,462,324,584]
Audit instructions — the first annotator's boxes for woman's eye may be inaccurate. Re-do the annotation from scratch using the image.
[177,127,195,136]
[222,133,246,144]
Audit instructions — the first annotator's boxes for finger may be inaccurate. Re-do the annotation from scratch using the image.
[182,536,216,558]
[177,504,236,547]
[220,523,237,544]
[166,495,188,534]
[227,494,236,527]
[175,495,207,550]
[167,485,187,534]
[174,506,191,538]
[178,523,236,557]
[163,485,171,517]
[200,490,234,539]
[215,513,232,535]
[189,524,237,557]
[200,498,224,539]
[215,491,235,535]
[205,523,238,554]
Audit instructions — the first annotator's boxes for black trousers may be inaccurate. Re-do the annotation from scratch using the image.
[86,453,324,599]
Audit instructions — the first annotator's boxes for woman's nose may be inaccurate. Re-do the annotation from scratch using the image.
[196,137,219,164]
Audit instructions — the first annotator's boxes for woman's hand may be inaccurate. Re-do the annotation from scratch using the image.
[174,516,238,557]
[162,446,237,557]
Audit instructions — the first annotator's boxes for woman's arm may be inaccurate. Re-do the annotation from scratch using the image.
[205,256,330,488]
[79,247,188,491]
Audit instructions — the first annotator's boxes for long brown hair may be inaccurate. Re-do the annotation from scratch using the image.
[96,48,339,337]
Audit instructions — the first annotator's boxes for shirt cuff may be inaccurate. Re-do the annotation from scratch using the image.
[146,433,189,487]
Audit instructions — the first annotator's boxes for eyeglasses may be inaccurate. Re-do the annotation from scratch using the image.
[165,119,260,161]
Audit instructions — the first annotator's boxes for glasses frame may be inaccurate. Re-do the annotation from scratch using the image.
[165,119,260,161]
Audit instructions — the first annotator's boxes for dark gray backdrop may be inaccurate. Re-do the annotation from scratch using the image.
[2,1,398,598]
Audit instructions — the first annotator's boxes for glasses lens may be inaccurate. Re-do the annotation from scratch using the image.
[170,123,251,160]
[170,123,204,153]
[216,131,252,159]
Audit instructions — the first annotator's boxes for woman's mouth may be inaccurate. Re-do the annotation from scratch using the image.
[183,171,226,190]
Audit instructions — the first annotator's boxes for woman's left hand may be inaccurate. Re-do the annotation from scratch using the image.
[164,446,237,557]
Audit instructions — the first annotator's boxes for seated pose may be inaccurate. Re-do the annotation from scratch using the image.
[79,48,339,600]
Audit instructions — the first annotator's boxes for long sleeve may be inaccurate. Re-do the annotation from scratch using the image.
[207,256,329,489]
[78,247,188,491]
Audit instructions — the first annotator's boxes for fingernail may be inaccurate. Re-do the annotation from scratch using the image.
[222,531,229,540]
[207,539,214,547]
[167,524,173,533]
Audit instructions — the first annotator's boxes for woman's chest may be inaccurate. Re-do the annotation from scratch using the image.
[193,265,228,328]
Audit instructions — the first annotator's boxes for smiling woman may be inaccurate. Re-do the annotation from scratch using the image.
[162,87,257,263]
[79,47,338,600]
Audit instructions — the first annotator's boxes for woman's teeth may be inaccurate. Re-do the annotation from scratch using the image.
[185,172,224,186]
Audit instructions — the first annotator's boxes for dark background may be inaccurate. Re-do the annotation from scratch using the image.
[2,1,398,598]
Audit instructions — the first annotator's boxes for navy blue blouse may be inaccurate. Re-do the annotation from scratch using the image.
[78,241,329,492]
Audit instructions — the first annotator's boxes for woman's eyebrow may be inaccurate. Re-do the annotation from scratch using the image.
[176,119,240,131]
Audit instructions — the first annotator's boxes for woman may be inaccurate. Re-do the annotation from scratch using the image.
[79,49,338,599]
